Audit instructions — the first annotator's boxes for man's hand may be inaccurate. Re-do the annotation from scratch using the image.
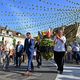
[56,35,61,39]
[56,35,64,43]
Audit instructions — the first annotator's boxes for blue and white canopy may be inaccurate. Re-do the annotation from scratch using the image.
[0,0,80,36]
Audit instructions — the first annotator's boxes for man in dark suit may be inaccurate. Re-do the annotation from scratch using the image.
[24,32,35,73]
[35,40,42,68]
[15,41,23,67]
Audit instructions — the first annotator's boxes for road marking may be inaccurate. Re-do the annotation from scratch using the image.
[55,66,80,80]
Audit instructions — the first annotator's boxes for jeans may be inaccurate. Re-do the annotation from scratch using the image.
[27,53,34,71]
[3,53,10,69]
[13,56,16,65]
[72,51,79,63]
[16,52,22,67]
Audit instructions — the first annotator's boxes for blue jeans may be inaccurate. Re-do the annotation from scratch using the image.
[3,53,10,69]
[27,53,34,71]
[13,56,16,65]
[72,51,79,63]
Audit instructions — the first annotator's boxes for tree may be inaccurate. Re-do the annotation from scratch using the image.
[13,38,16,47]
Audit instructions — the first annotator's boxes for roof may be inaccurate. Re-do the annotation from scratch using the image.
[0,26,25,38]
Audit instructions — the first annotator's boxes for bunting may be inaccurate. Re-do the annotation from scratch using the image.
[0,0,80,36]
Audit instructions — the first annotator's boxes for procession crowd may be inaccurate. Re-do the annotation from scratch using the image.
[0,30,80,75]
[0,32,42,73]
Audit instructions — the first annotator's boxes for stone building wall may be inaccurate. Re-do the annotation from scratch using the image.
[53,23,80,44]
[64,23,79,43]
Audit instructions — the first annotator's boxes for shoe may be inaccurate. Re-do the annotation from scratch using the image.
[31,67,34,71]
[19,65,21,68]
[57,68,59,71]
[3,67,6,71]
[15,66,18,68]
[37,64,41,68]
[24,71,32,76]
[57,70,60,74]
[3,67,9,71]
[29,69,34,72]
[22,71,29,76]
[57,68,60,73]
[37,65,40,68]
[76,61,79,64]
[60,71,63,74]
[57,70,63,74]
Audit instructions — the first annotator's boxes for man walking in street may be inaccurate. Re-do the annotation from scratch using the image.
[35,40,42,68]
[15,41,23,67]
[24,32,35,74]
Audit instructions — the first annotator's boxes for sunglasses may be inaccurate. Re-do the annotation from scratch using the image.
[27,34,30,36]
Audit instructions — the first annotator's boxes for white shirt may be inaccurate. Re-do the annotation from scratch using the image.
[72,45,79,52]
[28,39,30,43]
[54,36,66,52]
[10,45,14,50]
[17,45,20,52]
[5,44,10,52]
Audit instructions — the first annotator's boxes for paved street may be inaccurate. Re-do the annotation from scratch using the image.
[0,60,57,80]
[55,64,80,80]
[0,60,80,80]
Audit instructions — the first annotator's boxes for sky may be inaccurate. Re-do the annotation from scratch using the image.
[0,0,80,36]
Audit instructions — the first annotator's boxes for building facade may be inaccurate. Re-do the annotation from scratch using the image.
[0,26,25,46]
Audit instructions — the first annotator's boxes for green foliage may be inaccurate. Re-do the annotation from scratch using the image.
[40,38,54,60]
[40,38,54,47]
[13,38,16,47]
[42,52,53,60]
